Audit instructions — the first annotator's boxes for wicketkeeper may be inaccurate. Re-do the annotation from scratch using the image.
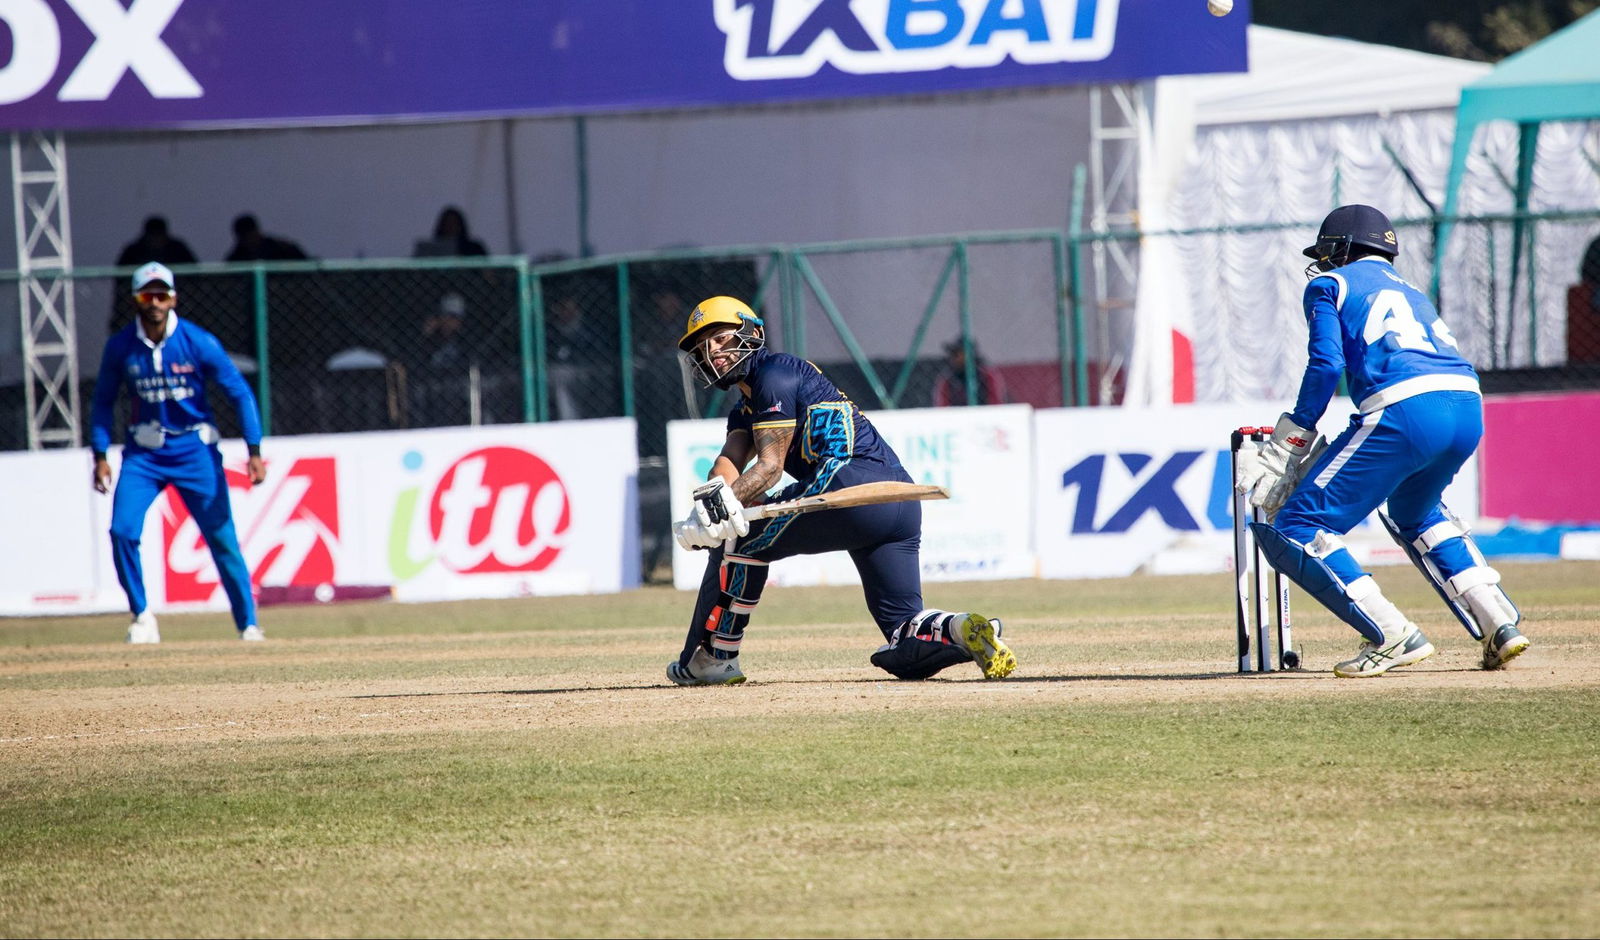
[666,296,1016,685]
[1237,205,1529,677]
[90,262,267,644]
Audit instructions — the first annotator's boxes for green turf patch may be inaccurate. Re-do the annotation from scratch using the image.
[3,691,1598,938]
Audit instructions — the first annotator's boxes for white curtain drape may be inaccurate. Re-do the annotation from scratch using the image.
[1167,113,1600,403]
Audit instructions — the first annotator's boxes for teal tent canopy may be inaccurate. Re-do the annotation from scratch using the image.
[1438,10,1600,284]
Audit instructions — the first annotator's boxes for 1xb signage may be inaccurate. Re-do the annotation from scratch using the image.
[0,0,199,105]
[717,0,1119,80]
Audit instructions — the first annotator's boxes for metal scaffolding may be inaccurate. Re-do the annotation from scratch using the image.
[1087,82,1143,405]
[10,131,81,450]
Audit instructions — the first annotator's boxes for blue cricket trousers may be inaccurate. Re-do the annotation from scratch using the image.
[110,437,256,629]
[1273,390,1484,588]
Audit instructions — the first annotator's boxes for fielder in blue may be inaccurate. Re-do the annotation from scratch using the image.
[91,262,268,645]
[665,296,1016,685]
[1238,205,1530,677]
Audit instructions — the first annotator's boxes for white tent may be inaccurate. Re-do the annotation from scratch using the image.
[1126,26,1492,407]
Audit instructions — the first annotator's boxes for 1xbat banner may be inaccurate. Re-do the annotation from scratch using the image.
[1030,401,1479,580]
[0,0,1246,131]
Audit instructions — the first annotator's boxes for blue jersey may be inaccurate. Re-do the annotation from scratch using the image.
[726,348,907,493]
[90,313,263,455]
[1289,257,1479,429]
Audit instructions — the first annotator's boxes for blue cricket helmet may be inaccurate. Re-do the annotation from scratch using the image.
[1303,204,1398,275]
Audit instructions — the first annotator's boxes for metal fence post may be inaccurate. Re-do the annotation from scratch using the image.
[1051,232,1071,408]
[1068,164,1089,406]
[253,264,270,435]
[519,261,544,423]
[956,240,976,406]
[617,261,634,417]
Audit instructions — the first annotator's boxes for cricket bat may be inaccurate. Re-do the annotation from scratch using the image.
[741,482,949,521]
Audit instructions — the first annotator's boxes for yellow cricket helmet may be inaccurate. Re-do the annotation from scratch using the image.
[678,296,765,390]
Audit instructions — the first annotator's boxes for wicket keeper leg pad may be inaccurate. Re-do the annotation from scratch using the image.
[1378,510,1483,639]
[870,638,973,680]
[1250,523,1383,639]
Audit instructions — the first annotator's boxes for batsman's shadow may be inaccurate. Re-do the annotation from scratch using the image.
[350,684,666,699]
[347,671,1327,700]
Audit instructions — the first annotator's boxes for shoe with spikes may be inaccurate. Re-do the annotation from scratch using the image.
[956,613,1016,679]
[667,646,747,686]
[1333,623,1434,678]
[1481,624,1530,670]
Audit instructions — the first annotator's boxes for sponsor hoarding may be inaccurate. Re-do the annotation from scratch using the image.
[1481,392,1600,526]
[0,421,639,616]
[0,0,1246,130]
[1031,402,1479,579]
[667,405,1034,590]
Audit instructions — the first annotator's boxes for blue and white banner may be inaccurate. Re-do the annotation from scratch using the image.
[667,405,1036,590]
[0,0,1247,131]
[1031,402,1479,579]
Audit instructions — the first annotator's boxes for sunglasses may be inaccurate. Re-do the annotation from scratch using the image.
[134,289,174,303]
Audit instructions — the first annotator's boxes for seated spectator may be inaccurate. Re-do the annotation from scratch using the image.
[225,213,310,262]
[1568,234,1600,364]
[401,292,478,428]
[414,206,488,258]
[932,339,1008,407]
[421,292,473,373]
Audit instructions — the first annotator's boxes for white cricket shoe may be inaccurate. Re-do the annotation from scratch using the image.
[126,611,160,645]
[956,613,1016,679]
[1333,623,1434,678]
[666,646,747,686]
[1481,624,1530,670]
[240,625,266,642]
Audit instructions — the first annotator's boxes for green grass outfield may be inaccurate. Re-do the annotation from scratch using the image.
[2,560,1598,938]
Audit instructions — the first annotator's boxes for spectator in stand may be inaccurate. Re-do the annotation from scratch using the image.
[407,206,491,379]
[112,216,199,331]
[225,213,310,262]
[117,215,199,269]
[404,292,477,428]
[413,206,488,258]
[931,339,1008,407]
[1567,234,1600,363]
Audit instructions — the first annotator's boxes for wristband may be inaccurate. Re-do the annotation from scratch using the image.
[247,443,262,458]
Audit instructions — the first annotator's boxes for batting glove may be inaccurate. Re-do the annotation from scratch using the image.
[692,478,750,542]
[673,513,723,551]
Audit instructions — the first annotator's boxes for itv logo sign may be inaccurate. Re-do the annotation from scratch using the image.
[716,0,1120,80]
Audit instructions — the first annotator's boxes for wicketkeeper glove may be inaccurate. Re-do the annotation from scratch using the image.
[692,478,750,542]
[1237,414,1319,519]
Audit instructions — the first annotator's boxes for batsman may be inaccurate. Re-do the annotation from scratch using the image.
[1237,205,1530,677]
[665,296,1016,685]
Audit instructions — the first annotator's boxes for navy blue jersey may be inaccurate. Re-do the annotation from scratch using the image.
[725,348,906,493]
[1290,257,1479,429]
[91,314,263,454]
